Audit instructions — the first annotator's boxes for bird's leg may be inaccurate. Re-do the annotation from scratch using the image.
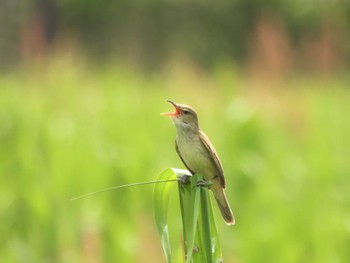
[179,174,191,184]
[196,175,218,187]
[196,180,213,187]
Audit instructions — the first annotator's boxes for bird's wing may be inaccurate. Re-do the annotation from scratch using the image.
[175,139,195,175]
[199,131,226,188]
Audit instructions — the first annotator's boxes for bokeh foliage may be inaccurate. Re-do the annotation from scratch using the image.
[1,58,350,262]
[1,0,350,70]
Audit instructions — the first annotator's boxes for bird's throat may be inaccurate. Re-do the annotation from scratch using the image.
[172,118,199,136]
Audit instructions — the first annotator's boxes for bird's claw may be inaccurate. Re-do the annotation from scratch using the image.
[196,180,213,187]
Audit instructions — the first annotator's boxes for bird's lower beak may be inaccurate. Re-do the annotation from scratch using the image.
[161,100,181,117]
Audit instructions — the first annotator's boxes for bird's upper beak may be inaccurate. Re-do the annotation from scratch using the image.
[161,100,181,117]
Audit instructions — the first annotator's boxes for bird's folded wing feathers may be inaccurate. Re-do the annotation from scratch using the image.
[199,131,226,188]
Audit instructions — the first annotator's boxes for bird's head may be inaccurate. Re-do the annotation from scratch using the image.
[162,100,199,131]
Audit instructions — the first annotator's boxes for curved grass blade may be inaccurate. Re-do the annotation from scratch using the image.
[70,179,177,201]
[154,168,191,263]
[178,173,202,263]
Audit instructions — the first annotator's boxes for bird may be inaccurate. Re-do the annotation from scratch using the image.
[162,100,235,225]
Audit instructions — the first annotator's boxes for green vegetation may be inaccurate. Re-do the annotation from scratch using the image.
[1,59,350,262]
[177,173,222,263]
[154,168,222,263]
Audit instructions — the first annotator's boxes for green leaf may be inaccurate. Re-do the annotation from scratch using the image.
[154,168,191,263]
[197,187,223,263]
[178,173,202,263]
[179,174,223,263]
[154,169,223,263]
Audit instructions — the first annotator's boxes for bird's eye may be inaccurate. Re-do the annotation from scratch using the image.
[183,109,190,115]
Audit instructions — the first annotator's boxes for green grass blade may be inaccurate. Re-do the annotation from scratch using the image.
[178,174,223,263]
[154,168,191,263]
[198,187,213,262]
[155,169,223,263]
[154,169,177,263]
[178,174,202,263]
[198,187,223,263]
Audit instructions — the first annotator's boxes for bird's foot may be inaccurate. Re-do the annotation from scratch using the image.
[179,174,191,184]
[196,180,213,187]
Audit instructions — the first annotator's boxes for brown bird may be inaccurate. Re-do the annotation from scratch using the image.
[162,100,235,225]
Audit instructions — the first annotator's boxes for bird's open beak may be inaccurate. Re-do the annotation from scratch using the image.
[161,100,181,117]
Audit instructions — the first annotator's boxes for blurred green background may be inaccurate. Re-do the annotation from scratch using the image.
[1,0,350,262]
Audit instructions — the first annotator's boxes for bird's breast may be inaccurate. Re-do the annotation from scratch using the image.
[177,134,215,177]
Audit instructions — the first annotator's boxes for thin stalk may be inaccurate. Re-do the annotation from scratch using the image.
[71,179,178,201]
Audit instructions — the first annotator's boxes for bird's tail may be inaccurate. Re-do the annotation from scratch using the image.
[211,185,235,225]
